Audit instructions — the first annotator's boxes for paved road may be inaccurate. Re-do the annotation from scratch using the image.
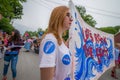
[0,48,40,80]
[0,48,120,80]
[99,68,120,80]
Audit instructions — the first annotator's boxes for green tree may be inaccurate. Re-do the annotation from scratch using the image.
[37,28,44,34]
[76,6,97,27]
[0,0,27,20]
[23,28,45,38]
[114,25,120,32]
[97,26,118,34]
[62,30,69,41]
[0,17,14,34]
[0,0,26,33]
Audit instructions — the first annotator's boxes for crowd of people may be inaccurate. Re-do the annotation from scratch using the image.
[0,29,24,80]
[23,37,41,54]
[0,29,41,80]
[0,30,9,60]
[111,43,120,79]
[0,5,120,80]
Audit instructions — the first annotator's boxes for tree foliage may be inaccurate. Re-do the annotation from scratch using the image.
[76,6,97,27]
[0,17,14,34]
[114,26,120,32]
[0,0,26,34]
[37,28,45,34]
[97,26,120,34]
[0,0,26,20]
[62,30,69,41]
[23,28,45,38]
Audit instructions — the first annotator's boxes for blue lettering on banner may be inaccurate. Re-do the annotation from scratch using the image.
[43,41,55,54]
[62,54,71,65]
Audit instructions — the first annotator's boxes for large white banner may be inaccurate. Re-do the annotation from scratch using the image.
[69,1,115,80]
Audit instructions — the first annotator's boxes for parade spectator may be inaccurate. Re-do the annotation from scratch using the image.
[0,36,4,59]
[24,38,33,52]
[111,43,120,79]
[24,32,29,40]
[39,6,73,80]
[0,30,4,59]
[3,32,8,46]
[33,38,41,54]
[2,29,24,80]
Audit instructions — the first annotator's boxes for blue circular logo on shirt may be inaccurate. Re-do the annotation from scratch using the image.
[43,41,55,54]
[62,54,71,65]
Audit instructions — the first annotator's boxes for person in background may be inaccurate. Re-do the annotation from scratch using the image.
[24,37,33,52]
[111,43,120,79]
[3,32,8,46]
[2,29,24,80]
[0,30,4,59]
[39,6,73,80]
[33,38,40,54]
[0,36,4,59]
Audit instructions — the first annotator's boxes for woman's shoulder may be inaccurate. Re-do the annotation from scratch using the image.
[44,33,57,41]
[41,33,57,46]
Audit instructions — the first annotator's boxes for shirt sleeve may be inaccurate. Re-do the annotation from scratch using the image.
[39,38,57,68]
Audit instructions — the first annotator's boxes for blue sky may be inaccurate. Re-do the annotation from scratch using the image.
[13,0,120,32]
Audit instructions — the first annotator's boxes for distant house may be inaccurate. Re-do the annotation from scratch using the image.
[114,31,120,49]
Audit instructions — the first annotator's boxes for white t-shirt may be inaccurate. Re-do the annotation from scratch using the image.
[39,33,72,80]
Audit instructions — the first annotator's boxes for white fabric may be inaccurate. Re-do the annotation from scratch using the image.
[69,0,115,80]
[39,33,72,80]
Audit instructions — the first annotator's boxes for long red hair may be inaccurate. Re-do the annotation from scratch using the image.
[43,6,69,45]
